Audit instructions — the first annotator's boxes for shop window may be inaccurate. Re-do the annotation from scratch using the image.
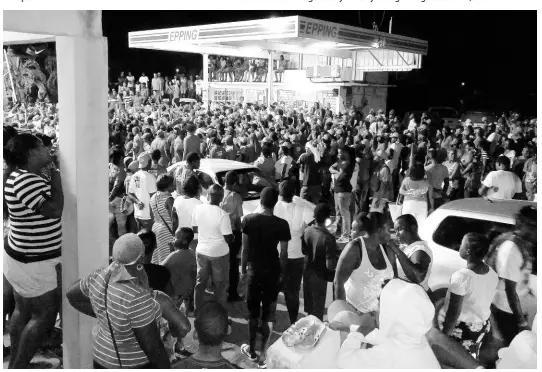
[432,216,513,252]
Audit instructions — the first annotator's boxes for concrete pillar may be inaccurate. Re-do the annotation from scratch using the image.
[267,50,273,106]
[202,53,209,107]
[55,35,109,369]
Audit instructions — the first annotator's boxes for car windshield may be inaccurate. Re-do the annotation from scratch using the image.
[431,109,458,118]
[215,169,266,201]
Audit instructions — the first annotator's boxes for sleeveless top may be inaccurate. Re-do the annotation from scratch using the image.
[397,241,433,291]
[345,237,394,313]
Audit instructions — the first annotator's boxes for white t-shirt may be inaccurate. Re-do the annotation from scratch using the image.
[273,200,311,259]
[139,75,149,85]
[275,155,293,180]
[492,240,532,313]
[128,170,157,220]
[191,204,232,257]
[444,267,499,324]
[126,75,135,87]
[397,241,433,291]
[482,170,522,200]
[173,196,202,229]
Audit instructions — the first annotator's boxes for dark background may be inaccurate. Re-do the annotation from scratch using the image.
[102,11,537,115]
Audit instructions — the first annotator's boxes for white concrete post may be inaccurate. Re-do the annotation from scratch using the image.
[268,50,274,106]
[202,53,209,106]
[55,35,109,369]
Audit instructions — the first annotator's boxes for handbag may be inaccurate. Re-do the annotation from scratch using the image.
[104,271,123,368]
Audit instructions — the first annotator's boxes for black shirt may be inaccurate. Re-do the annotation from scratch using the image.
[242,214,291,274]
[298,152,320,187]
[334,160,354,193]
[302,226,337,281]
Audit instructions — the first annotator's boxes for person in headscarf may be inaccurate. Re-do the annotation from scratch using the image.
[66,233,190,369]
[496,315,536,369]
[334,278,440,369]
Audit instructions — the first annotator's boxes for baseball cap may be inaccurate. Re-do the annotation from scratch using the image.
[138,152,151,168]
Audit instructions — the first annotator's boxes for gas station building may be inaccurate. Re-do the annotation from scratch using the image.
[129,16,428,114]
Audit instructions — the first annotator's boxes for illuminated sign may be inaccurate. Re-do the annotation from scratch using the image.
[169,29,199,42]
[302,22,338,39]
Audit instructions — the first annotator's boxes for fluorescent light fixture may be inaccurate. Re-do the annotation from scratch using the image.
[316,41,337,49]
[265,18,292,33]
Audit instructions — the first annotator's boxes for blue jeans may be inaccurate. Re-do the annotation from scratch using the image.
[194,252,229,311]
[334,192,353,238]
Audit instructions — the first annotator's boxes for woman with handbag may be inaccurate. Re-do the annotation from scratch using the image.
[149,174,176,265]
[66,233,190,369]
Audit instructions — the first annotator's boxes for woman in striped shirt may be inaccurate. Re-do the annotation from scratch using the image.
[3,133,63,368]
[67,233,191,368]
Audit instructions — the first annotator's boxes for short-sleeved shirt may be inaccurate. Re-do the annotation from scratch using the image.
[334,160,355,193]
[492,240,532,313]
[425,163,449,195]
[220,190,243,232]
[274,200,311,259]
[191,204,232,257]
[183,134,201,159]
[303,226,337,281]
[241,213,291,274]
[80,268,162,368]
[298,152,320,186]
[128,170,157,220]
[173,196,202,229]
[4,169,62,263]
[482,170,522,200]
[444,267,499,324]
[523,158,537,184]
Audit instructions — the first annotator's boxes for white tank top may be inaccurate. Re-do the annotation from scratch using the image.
[397,241,433,291]
[345,237,394,313]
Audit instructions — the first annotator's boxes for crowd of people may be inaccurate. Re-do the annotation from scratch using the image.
[208,55,288,83]
[3,90,537,369]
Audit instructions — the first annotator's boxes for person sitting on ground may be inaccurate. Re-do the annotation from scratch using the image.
[161,228,197,315]
[174,301,239,369]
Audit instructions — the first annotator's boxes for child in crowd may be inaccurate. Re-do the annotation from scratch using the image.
[161,227,197,315]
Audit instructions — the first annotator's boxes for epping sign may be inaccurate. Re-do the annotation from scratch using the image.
[299,20,339,40]
[169,28,199,42]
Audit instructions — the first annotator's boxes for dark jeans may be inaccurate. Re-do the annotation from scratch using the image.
[491,305,519,347]
[300,185,321,204]
[136,218,153,232]
[228,231,242,297]
[283,257,305,325]
[302,267,328,321]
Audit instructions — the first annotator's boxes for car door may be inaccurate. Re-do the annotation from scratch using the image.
[421,209,514,292]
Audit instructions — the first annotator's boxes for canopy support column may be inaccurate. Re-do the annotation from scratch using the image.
[202,53,209,106]
[56,35,109,369]
[267,50,273,106]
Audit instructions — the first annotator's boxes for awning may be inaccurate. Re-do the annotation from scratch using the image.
[128,16,428,61]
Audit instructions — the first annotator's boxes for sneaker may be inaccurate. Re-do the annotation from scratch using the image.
[336,236,350,244]
[257,360,267,369]
[240,344,258,362]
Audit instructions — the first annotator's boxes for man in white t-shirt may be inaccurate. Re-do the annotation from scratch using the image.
[128,152,157,231]
[191,184,233,311]
[479,155,522,200]
[139,72,149,87]
[273,181,312,325]
[172,175,202,250]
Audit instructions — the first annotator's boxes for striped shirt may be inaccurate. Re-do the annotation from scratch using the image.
[80,267,162,368]
[4,169,61,263]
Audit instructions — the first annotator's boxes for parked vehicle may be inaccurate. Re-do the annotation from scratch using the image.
[419,198,537,326]
[428,106,461,129]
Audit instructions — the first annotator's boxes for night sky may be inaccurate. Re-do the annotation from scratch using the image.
[102,11,537,114]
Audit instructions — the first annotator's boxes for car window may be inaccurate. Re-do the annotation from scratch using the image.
[215,169,266,201]
[433,216,513,252]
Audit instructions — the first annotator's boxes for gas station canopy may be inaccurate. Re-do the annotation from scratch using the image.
[129,15,428,67]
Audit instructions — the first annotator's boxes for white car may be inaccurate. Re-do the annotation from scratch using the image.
[419,198,537,325]
[167,158,315,220]
[427,106,461,129]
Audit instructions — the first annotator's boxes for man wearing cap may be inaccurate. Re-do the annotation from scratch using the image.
[128,152,157,231]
